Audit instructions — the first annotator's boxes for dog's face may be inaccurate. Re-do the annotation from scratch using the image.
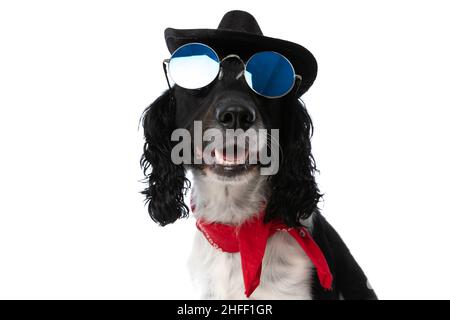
[141,52,320,226]
[171,57,284,182]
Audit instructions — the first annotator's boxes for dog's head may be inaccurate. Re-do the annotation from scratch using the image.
[141,54,320,227]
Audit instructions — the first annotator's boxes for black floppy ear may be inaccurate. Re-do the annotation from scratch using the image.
[265,98,322,227]
[140,90,190,226]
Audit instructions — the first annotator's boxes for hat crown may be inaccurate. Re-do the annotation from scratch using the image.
[217,10,263,35]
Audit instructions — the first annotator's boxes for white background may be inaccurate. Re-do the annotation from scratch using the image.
[0,0,449,300]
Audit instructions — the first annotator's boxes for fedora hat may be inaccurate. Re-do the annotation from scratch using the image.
[164,10,317,97]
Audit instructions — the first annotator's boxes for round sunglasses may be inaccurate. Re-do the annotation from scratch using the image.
[163,42,302,98]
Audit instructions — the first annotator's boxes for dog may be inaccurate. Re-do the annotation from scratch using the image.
[141,10,377,300]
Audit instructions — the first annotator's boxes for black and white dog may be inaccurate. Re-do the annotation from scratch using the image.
[141,11,377,300]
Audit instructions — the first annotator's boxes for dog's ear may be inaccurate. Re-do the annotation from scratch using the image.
[265,98,322,227]
[140,90,190,226]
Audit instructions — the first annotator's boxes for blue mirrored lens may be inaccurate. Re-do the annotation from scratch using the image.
[169,43,220,89]
[245,52,295,98]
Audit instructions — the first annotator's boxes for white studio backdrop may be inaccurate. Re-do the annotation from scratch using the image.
[0,0,449,299]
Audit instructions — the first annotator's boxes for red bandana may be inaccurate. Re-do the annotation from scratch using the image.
[194,207,333,297]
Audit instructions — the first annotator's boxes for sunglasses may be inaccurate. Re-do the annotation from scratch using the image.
[163,42,302,98]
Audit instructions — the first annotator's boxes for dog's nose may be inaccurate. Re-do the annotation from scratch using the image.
[215,104,256,130]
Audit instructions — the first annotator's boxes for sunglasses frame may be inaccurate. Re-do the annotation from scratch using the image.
[162,42,302,99]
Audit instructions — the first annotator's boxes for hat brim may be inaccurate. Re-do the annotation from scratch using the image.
[165,28,317,97]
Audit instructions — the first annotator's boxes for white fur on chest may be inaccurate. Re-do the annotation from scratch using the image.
[189,229,314,300]
[189,173,314,299]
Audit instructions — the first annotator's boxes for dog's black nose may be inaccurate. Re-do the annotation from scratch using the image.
[215,104,256,130]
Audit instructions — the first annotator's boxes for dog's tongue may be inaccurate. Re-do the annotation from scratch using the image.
[224,146,247,161]
[215,146,247,165]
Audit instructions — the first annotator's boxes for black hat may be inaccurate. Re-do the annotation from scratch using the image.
[165,10,317,97]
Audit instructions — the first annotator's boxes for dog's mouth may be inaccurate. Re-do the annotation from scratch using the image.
[195,145,258,177]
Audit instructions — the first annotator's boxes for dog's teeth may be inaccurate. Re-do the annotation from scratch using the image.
[224,159,235,165]
[213,147,250,166]
[195,147,203,160]
[214,147,252,166]
[214,148,224,165]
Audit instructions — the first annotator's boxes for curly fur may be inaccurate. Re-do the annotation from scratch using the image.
[265,98,322,227]
[140,91,190,226]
